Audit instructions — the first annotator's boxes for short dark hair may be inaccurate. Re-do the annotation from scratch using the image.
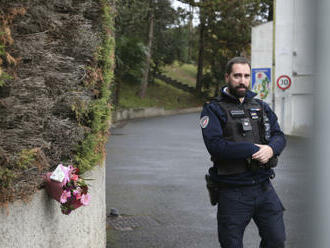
[225,57,251,74]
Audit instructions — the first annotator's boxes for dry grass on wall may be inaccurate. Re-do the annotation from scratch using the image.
[0,0,115,206]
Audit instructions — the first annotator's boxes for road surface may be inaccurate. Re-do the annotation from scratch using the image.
[106,113,311,248]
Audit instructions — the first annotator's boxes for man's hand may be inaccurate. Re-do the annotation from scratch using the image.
[252,144,274,164]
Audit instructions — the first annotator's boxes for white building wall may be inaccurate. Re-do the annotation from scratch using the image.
[251,22,273,69]
[252,0,313,136]
[275,0,313,136]
[274,0,294,135]
[251,22,273,106]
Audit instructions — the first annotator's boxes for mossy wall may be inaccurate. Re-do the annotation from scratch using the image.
[0,0,115,204]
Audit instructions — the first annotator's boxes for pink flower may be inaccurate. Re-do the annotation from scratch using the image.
[73,187,82,200]
[80,193,90,206]
[71,174,79,181]
[75,193,82,200]
[60,190,71,203]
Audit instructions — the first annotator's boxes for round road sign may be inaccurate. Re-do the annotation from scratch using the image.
[277,75,292,90]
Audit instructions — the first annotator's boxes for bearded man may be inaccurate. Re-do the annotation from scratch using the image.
[200,57,287,248]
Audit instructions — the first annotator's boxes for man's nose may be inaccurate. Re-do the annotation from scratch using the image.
[242,77,249,85]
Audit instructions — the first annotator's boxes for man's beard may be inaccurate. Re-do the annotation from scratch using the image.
[228,83,248,98]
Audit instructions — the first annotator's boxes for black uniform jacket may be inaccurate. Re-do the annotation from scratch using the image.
[200,87,287,185]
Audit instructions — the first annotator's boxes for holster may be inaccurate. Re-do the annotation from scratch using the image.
[205,174,219,206]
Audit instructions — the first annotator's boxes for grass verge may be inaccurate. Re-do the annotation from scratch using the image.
[119,79,203,110]
[162,61,197,88]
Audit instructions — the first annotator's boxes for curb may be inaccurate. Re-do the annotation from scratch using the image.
[111,106,202,128]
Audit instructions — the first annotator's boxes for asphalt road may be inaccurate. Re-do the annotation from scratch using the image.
[105,113,311,248]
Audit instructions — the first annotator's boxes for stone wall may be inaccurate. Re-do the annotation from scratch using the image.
[0,162,106,248]
[114,107,202,123]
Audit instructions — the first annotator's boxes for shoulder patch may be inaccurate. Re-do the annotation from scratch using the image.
[200,116,209,128]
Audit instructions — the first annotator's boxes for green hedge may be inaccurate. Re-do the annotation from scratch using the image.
[74,0,115,174]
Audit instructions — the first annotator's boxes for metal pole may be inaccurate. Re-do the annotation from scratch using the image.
[272,0,276,111]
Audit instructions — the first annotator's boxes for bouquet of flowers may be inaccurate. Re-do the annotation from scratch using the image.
[44,164,91,215]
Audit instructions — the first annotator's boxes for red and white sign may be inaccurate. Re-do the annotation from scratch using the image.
[277,75,292,90]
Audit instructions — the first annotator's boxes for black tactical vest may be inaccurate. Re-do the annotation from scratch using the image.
[213,96,265,175]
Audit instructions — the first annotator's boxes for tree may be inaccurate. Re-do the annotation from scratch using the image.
[114,36,146,105]
[178,0,273,94]
[139,0,154,98]
[195,0,206,93]
[151,7,194,71]
[115,0,185,100]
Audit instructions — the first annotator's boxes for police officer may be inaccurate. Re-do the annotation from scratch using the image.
[201,57,287,248]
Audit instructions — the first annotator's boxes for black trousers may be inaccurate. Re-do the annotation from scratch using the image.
[217,181,286,248]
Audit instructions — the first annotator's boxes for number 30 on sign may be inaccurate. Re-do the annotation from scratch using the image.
[277,75,292,90]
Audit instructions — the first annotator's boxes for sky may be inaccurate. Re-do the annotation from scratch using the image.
[171,0,200,26]
[171,0,190,10]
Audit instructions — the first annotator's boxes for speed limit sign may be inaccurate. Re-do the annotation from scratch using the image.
[277,75,292,90]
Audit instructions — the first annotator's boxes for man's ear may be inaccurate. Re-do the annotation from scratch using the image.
[225,73,229,83]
